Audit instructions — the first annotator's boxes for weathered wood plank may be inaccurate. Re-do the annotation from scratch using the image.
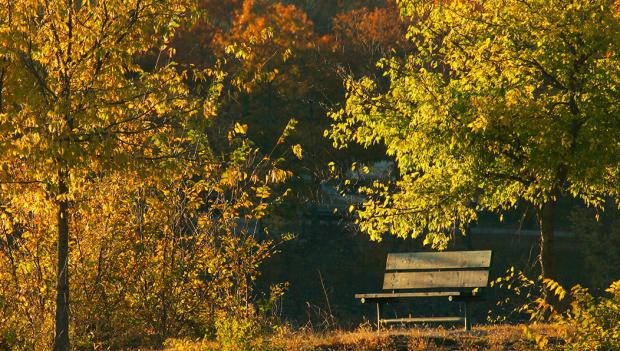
[385,250,492,270]
[381,317,465,323]
[355,291,462,300]
[382,270,489,290]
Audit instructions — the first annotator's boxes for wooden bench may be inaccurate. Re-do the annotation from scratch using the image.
[355,250,492,331]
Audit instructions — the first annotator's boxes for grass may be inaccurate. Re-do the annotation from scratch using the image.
[157,324,558,351]
[267,324,558,351]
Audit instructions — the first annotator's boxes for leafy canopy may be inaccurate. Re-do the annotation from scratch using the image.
[0,0,207,196]
[328,0,620,247]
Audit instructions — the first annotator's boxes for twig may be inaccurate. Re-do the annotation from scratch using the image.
[317,270,333,322]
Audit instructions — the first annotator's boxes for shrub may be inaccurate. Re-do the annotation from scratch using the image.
[528,279,620,350]
[491,268,620,350]
[0,127,293,349]
[214,311,265,351]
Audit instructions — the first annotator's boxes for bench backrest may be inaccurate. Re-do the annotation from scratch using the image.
[382,250,492,290]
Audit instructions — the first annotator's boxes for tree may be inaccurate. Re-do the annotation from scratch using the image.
[329,0,409,76]
[282,0,390,33]
[0,1,204,349]
[328,0,620,282]
[177,0,339,194]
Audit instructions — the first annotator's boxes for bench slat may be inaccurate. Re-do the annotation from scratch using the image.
[381,317,465,324]
[386,251,492,270]
[355,291,462,299]
[383,270,489,289]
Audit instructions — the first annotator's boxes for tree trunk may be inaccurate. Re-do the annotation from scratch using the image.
[54,173,70,351]
[537,199,556,293]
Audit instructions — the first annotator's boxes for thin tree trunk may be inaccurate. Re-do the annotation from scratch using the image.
[56,1,73,345]
[537,199,556,303]
[54,172,70,351]
[160,227,168,339]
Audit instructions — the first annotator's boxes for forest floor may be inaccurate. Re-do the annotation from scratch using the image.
[160,324,558,351]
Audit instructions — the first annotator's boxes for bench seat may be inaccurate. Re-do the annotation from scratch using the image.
[355,291,463,300]
[381,316,465,324]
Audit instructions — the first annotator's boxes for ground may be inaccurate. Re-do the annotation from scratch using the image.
[160,324,558,351]
[270,324,558,351]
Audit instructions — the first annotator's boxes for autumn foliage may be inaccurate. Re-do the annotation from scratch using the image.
[2,0,620,350]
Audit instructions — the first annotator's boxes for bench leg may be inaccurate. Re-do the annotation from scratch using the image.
[463,301,471,331]
[376,302,381,331]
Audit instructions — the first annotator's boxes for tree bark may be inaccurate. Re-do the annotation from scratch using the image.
[54,172,70,351]
[537,199,556,282]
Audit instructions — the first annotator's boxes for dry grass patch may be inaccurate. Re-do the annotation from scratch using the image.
[150,324,558,350]
[269,324,558,351]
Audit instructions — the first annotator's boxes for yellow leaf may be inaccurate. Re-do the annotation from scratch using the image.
[234,122,248,135]
[292,144,303,159]
[255,186,271,199]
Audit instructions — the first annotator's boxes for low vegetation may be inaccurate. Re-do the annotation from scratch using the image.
[162,324,557,351]
[158,278,620,351]
[529,280,620,350]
